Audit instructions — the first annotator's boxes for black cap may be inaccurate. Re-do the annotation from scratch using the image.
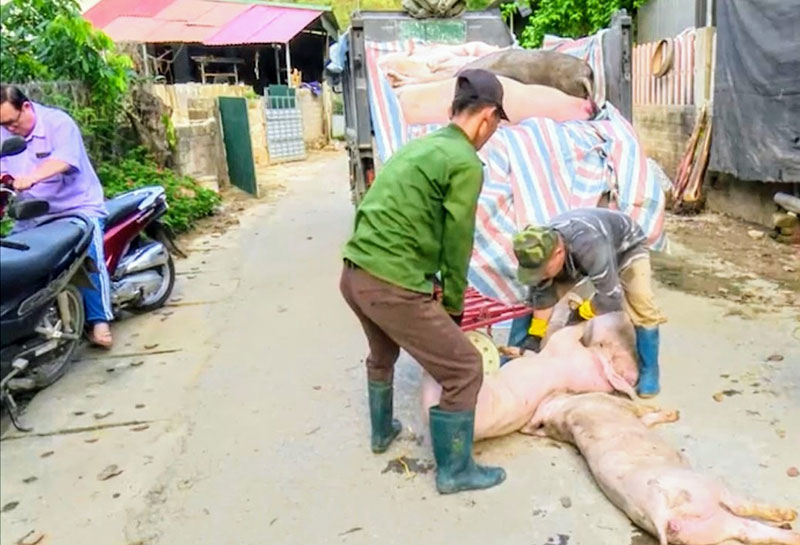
[454,68,509,121]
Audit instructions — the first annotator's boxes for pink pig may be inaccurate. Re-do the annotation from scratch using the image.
[528,392,800,545]
[421,314,639,441]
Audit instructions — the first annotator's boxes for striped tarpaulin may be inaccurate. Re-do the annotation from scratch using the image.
[364,37,667,304]
[542,31,607,105]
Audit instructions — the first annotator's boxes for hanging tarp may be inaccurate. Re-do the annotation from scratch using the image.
[710,0,800,182]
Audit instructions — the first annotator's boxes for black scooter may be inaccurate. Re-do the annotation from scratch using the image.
[0,136,95,431]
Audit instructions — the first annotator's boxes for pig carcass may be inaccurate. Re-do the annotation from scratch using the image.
[421,314,639,440]
[461,49,595,99]
[528,392,800,545]
[378,41,501,87]
[394,76,596,126]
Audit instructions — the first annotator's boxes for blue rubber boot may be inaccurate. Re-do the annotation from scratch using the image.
[635,326,660,398]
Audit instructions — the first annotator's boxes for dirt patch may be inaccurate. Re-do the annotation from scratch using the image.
[381,456,434,475]
[653,213,800,310]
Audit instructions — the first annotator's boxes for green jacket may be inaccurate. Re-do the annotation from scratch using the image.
[343,124,483,314]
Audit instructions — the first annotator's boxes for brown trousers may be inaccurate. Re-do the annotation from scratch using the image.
[340,264,483,411]
[550,256,666,328]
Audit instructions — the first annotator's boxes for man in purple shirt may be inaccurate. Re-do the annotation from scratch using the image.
[1,85,114,347]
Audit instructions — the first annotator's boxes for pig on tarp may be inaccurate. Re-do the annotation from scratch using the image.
[528,392,800,545]
[421,311,639,440]
[378,42,598,125]
[394,77,596,126]
[379,43,595,100]
[460,49,595,99]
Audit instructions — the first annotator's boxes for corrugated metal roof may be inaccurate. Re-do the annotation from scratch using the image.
[84,0,170,28]
[204,5,321,45]
[85,0,322,44]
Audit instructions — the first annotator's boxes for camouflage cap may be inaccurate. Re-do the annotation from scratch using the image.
[513,225,559,285]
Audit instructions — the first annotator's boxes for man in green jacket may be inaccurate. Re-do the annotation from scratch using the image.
[340,69,507,494]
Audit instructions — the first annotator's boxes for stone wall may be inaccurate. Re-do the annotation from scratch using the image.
[705,173,793,227]
[150,83,252,123]
[633,105,696,179]
[174,97,229,192]
[247,99,269,168]
[149,83,273,191]
[298,88,328,149]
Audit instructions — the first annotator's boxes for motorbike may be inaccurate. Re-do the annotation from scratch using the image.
[1,137,94,431]
[102,185,181,315]
[0,136,182,431]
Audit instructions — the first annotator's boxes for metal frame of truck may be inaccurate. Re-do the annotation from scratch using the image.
[340,9,632,204]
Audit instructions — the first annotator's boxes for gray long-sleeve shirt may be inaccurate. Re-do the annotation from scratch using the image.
[529,208,648,312]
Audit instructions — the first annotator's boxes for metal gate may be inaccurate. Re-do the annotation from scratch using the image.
[264,85,306,163]
[218,96,258,196]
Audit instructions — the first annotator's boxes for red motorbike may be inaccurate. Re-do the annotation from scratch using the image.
[102,186,183,315]
[1,178,181,316]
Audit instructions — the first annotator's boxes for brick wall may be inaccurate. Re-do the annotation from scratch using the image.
[633,104,696,179]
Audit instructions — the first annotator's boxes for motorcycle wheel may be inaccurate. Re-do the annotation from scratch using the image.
[30,285,85,389]
[127,254,176,313]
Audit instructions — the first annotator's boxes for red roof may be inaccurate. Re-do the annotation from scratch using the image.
[84,0,323,45]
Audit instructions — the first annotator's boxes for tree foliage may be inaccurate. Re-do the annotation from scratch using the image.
[0,0,132,112]
[516,0,647,48]
[0,0,217,231]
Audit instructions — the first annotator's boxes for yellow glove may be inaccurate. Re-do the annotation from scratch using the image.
[528,317,548,338]
[578,299,595,321]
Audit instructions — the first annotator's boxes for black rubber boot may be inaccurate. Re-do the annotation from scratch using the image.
[429,406,506,494]
[368,380,402,453]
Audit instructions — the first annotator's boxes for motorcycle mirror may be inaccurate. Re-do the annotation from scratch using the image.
[0,136,27,158]
[8,199,49,220]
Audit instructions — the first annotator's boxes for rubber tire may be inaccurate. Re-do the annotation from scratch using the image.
[31,284,85,390]
[127,254,176,314]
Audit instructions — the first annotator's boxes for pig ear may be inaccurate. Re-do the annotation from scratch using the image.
[595,351,638,399]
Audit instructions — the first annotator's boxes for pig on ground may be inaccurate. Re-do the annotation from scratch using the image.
[394,76,595,126]
[420,317,638,441]
[527,392,800,545]
[461,49,595,100]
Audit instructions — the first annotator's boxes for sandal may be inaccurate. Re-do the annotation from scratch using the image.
[88,322,113,349]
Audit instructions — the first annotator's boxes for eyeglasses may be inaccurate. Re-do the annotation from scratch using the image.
[0,108,24,129]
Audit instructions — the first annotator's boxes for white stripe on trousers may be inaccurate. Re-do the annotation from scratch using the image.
[89,217,114,321]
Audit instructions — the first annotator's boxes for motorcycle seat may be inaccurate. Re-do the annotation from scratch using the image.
[105,187,164,228]
[105,192,148,228]
[0,218,91,298]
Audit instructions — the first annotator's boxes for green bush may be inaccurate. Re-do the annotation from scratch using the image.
[98,149,221,234]
[515,0,648,48]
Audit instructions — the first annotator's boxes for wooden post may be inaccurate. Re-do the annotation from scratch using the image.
[141,43,150,78]
[285,42,292,86]
[273,45,281,84]
[694,26,715,108]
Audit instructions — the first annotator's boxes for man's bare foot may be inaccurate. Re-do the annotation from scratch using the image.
[89,322,113,349]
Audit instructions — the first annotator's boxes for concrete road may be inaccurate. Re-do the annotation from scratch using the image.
[1,151,798,545]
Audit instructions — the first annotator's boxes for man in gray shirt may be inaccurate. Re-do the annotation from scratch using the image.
[512,208,666,397]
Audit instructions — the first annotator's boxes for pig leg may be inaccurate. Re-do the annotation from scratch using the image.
[718,513,800,545]
[634,405,680,427]
[719,488,798,523]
